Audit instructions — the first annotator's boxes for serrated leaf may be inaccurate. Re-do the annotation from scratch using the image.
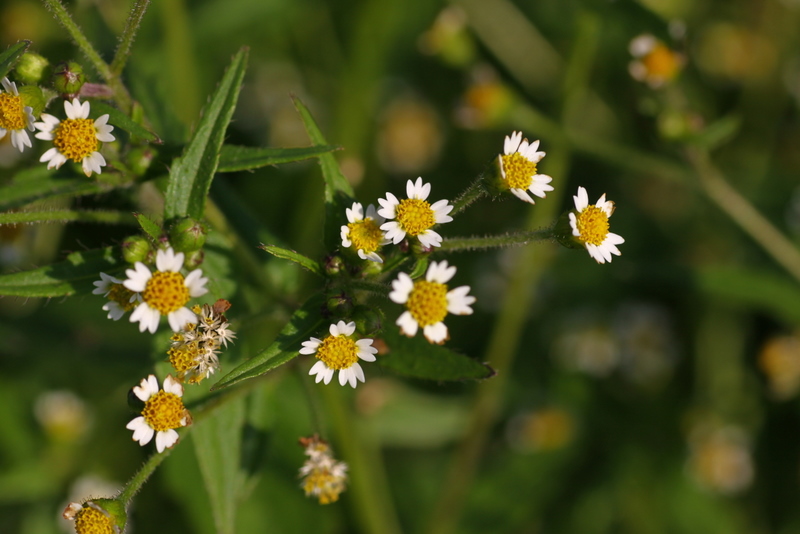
[292,97,355,250]
[0,41,30,79]
[164,48,249,221]
[90,101,162,144]
[192,397,246,534]
[211,293,325,391]
[217,144,340,172]
[258,244,323,277]
[0,167,107,211]
[377,327,495,381]
[133,212,162,240]
[0,247,122,297]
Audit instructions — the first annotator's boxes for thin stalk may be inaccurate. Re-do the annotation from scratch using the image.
[0,209,136,226]
[111,0,151,76]
[450,177,488,216]
[688,147,800,284]
[41,0,112,80]
[118,448,171,505]
[438,229,552,253]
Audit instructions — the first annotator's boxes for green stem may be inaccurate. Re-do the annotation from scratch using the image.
[450,177,488,216]
[0,210,136,226]
[380,253,410,275]
[110,0,151,76]
[118,448,171,505]
[438,229,552,253]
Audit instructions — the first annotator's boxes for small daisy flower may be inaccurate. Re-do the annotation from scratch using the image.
[628,34,683,88]
[126,374,191,453]
[34,97,114,177]
[298,435,348,505]
[340,202,389,263]
[498,131,554,204]
[63,499,126,534]
[389,260,475,344]
[300,320,378,388]
[377,177,453,249]
[92,272,140,320]
[0,77,35,152]
[169,300,236,384]
[568,186,625,264]
[123,247,209,333]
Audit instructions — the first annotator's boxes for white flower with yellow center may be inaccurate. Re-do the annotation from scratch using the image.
[568,186,624,264]
[299,435,349,505]
[378,177,453,249]
[92,272,140,320]
[126,375,191,453]
[628,34,683,88]
[34,98,114,177]
[340,202,389,263]
[300,320,377,388]
[499,131,554,204]
[123,247,209,333]
[0,77,35,152]
[389,260,475,344]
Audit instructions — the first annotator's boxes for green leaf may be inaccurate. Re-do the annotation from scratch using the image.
[90,101,162,144]
[211,293,325,391]
[409,257,429,279]
[0,167,107,211]
[164,47,249,221]
[217,144,340,172]
[133,212,162,241]
[686,115,741,150]
[0,247,123,297]
[0,41,30,79]
[258,244,324,277]
[292,96,355,250]
[697,265,800,324]
[0,209,134,226]
[192,397,246,534]
[377,327,495,381]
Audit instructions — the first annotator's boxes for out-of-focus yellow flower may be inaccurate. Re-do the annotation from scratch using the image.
[455,66,515,129]
[687,424,754,495]
[758,333,800,400]
[628,34,684,88]
[507,407,575,452]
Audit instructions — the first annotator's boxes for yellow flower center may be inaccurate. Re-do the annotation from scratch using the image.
[501,152,537,190]
[642,44,681,80]
[143,271,190,315]
[347,218,383,253]
[303,467,346,505]
[315,335,359,370]
[406,280,448,327]
[53,118,98,162]
[169,342,201,374]
[0,93,26,131]
[73,506,115,534]
[107,283,137,312]
[575,205,610,246]
[395,198,435,236]
[142,391,186,432]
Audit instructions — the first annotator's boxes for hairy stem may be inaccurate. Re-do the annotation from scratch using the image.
[111,0,151,76]
[439,229,552,252]
[450,176,488,216]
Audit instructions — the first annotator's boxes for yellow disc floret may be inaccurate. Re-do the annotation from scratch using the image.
[347,218,383,252]
[395,198,435,236]
[316,335,359,370]
[142,391,186,432]
[107,283,137,312]
[53,118,98,162]
[406,280,448,327]
[143,271,189,315]
[642,44,681,81]
[168,342,201,374]
[73,506,115,534]
[501,152,537,190]
[303,468,346,504]
[575,205,610,246]
[0,93,26,131]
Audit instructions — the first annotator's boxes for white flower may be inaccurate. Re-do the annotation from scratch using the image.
[123,247,209,333]
[340,202,389,263]
[498,131,554,203]
[300,320,378,388]
[126,374,191,453]
[628,34,683,88]
[298,435,349,504]
[34,98,115,176]
[0,77,35,152]
[377,177,453,249]
[568,186,625,264]
[92,272,140,320]
[389,260,475,344]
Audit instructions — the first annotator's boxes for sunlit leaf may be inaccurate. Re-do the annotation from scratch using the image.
[258,244,323,277]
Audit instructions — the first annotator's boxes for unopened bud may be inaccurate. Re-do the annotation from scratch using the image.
[122,235,152,264]
[352,306,383,337]
[14,52,49,85]
[169,217,207,253]
[183,249,205,269]
[326,292,354,318]
[126,146,156,176]
[324,255,344,276]
[52,61,85,98]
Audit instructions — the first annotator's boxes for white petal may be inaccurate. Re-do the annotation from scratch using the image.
[389,272,414,303]
[381,221,406,244]
[427,260,456,284]
[417,230,443,249]
[102,301,125,321]
[184,269,209,297]
[300,338,322,355]
[133,375,158,401]
[130,302,160,333]
[423,322,448,344]
[124,262,152,292]
[338,321,356,336]
[341,226,352,248]
[155,429,179,453]
[573,186,589,211]
[430,199,454,223]
[351,362,366,384]
[356,340,377,362]
[322,367,334,384]
[338,367,352,386]
[346,202,363,223]
[510,188,534,203]
[157,247,184,272]
[309,360,328,380]
[377,193,399,219]
[568,213,580,237]
[396,311,419,337]
[168,307,197,332]
[163,375,184,396]
[504,131,522,155]
[447,286,475,315]
[128,418,155,445]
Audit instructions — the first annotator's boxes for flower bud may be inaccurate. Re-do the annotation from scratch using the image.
[169,217,207,253]
[17,85,45,118]
[183,249,205,269]
[122,235,152,264]
[52,61,85,98]
[63,498,127,534]
[126,146,157,176]
[352,305,383,337]
[324,255,344,277]
[14,52,49,85]
[326,292,354,318]
[552,211,583,250]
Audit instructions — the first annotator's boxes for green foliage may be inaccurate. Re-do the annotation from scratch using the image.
[0,40,30,79]
[217,144,340,172]
[258,244,324,277]
[90,101,162,144]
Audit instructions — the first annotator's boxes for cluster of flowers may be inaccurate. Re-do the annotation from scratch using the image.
[0,77,115,176]
[298,435,349,505]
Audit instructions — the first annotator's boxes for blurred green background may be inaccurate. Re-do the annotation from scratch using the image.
[4,0,800,532]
